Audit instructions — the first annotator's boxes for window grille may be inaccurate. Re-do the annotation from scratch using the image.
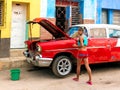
[0,1,4,26]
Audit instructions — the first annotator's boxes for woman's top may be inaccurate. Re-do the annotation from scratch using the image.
[77,35,88,46]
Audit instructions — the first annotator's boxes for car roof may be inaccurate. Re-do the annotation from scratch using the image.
[72,24,120,29]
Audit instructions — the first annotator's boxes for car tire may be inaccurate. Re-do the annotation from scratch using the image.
[52,56,72,78]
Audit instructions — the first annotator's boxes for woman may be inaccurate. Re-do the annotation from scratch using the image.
[72,28,92,85]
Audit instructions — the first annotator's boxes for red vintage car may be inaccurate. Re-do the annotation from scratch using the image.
[23,18,120,77]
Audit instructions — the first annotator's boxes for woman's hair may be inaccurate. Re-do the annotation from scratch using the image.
[78,27,84,31]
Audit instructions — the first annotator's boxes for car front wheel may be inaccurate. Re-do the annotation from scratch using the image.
[52,56,72,78]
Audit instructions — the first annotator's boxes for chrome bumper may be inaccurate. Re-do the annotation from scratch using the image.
[23,50,53,67]
[26,57,53,67]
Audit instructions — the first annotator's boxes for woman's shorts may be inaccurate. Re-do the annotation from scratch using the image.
[78,50,88,58]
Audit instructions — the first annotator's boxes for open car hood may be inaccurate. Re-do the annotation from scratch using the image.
[27,18,70,39]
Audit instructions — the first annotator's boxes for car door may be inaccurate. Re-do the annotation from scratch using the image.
[88,27,111,63]
[108,28,120,61]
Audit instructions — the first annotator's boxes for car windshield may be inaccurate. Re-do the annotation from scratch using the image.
[67,26,88,37]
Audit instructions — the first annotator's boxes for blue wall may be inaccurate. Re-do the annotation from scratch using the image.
[108,10,113,24]
[96,0,102,24]
[79,0,84,18]
[102,0,120,9]
[83,0,96,19]
[79,0,96,23]
[40,0,55,18]
[96,0,120,24]
[85,0,96,19]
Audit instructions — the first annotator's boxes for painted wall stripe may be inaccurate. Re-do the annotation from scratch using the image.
[40,0,47,17]
[84,0,96,19]
[96,0,102,24]
[47,0,55,18]
[108,9,113,24]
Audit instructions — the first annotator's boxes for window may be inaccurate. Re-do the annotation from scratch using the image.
[0,1,4,26]
[67,27,79,37]
[90,28,106,38]
[67,26,88,37]
[109,29,120,38]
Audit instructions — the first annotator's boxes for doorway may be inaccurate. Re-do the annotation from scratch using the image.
[10,3,27,48]
[56,6,66,31]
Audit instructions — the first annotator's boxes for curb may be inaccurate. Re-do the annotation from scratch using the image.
[0,56,31,70]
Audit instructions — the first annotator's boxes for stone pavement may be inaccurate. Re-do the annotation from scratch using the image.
[0,63,120,90]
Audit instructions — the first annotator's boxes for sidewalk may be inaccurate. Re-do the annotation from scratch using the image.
[0,49,29,70]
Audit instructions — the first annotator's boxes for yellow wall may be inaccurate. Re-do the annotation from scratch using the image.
[0,0,40,38]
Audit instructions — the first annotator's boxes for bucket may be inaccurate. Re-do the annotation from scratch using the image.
[10,69,20,81]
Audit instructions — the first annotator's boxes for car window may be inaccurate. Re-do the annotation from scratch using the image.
[67,27,79,37]
[90,28,106,38]
[67,26,88,37]
[109,29,120,38]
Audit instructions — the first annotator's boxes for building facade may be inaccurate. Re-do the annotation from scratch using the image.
[97,0,120,25]
[0,0,40,58]
[0,0,120,58]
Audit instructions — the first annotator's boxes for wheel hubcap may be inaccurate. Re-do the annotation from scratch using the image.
[57,58,71,75]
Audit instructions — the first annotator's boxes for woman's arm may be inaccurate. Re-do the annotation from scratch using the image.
[73,36,84,48]
[79,36,84,47]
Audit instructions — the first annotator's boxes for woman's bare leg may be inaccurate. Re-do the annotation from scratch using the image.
[76,58,82,80]
[73,58,82,81]
[83,58,92,82]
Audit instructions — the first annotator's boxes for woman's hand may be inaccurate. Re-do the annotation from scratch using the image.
[73,44,78,48]
[76,37,79,41]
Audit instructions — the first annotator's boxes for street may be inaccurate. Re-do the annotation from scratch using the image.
[0,62,120,90]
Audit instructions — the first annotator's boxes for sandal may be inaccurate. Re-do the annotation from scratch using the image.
[73,78,79,82]
[86,81,92,85]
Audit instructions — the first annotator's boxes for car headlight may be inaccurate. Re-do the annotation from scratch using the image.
[36,45,42,52]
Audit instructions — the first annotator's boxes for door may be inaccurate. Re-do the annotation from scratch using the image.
[10,3,26,48]
[113,10,120,25]
[102,9,108,24]
[65,6,80,31]
[88,28,111,62]
[108,28,120,61]
[56,6,66,31]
